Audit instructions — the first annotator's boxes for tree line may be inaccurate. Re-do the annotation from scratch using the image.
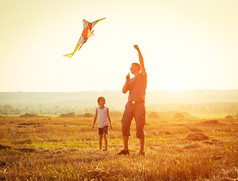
[1,103,238,116]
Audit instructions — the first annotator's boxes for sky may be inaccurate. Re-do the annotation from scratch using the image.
[1,0,238,92]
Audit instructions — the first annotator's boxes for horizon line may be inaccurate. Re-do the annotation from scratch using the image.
[1,89,238,93]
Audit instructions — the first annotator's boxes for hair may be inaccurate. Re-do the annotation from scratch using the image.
[132,63,140,70]
[97,96,105,104]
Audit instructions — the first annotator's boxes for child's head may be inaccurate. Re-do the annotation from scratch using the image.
[97,96,106,106]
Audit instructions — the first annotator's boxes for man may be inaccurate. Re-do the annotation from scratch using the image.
[118,44,147,156]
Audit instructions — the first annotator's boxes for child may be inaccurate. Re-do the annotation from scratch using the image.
[92,96,113,151]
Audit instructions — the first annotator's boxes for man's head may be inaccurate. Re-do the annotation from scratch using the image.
[130,63,140,75]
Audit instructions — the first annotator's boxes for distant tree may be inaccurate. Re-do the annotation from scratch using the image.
[15,108,21,115]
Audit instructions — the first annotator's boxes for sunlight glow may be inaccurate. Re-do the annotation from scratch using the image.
[1,0,238,91]
[165,67,186,91]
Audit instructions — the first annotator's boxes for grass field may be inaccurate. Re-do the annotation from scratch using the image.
[0,116,238,180]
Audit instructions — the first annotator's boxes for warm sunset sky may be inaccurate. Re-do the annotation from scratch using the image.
[1,0,238,92]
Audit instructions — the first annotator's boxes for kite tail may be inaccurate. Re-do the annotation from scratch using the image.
[64,53,74,58]
[63,44,82,58]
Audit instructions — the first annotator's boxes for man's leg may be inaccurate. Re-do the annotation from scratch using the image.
[123,136,129,151]
[117,135,130,155]
[135,103,146,155]
[139,137,144,153]
[119,103,134,154]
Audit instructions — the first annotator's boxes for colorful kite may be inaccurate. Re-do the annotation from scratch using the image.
[64,18,106,58]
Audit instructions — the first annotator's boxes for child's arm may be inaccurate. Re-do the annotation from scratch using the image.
[92,109,98,130]
[107,108,113,130]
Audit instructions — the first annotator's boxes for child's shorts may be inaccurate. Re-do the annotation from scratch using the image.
[98,126,108,135]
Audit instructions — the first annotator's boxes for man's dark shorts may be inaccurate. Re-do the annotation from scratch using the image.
[98,126,108,135]
[121,102,145,138]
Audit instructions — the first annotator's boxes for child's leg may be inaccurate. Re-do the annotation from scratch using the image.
[99,135,103,151]
[103,134,108,151]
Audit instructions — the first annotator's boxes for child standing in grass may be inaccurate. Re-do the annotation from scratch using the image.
[92,96,113,151]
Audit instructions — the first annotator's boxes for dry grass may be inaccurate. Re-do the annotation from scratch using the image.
[0,116,238,180]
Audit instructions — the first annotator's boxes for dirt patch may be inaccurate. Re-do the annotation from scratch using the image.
[185,132,209,141]
[18,122,40,126]
[18,147,36,152]
[0,144,36,153]
[0,144,11,150]
[203,140,214,145]
[183,143,200,149]
[0,160,6,167]
[164,131,175,135]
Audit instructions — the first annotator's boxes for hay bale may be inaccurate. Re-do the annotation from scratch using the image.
[189,127,203,132]
[149,111,159,118]
[200,120,219,125]
[224,115,233,121]
[84,113,94,118]
[185,132,209,141]
[60,112,76,117]
[174,112,184,119]
[234,114,238,120]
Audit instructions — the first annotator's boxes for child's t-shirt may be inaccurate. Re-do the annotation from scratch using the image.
[97,107,109,128]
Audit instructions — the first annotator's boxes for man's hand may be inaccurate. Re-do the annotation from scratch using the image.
[122,72,130,93]
[126,72,130,81]
[134,44,139,50]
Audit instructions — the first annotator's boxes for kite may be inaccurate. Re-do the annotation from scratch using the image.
[64,18,106,58]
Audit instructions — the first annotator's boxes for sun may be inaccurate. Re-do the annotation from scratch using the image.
[165,68,186,91]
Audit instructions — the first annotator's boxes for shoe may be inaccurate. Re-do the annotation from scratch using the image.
[138,151,145,156]
[118,149,129,155]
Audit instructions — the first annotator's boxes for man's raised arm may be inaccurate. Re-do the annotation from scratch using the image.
[134,45,146,76]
